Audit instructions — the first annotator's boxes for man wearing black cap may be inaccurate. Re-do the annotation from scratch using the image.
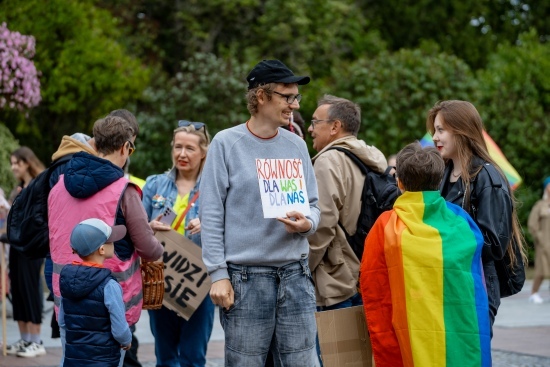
[200,60,321,366]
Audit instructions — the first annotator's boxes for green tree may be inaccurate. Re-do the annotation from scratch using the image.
[360,0,549,69]
[477,30,550,239]
[0,0,150,164]
[95,0,385,78]
[329,47,479,157]
[131,53,250,178]
[0,124,19,194]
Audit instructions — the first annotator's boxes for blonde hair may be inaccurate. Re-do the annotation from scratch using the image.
[171,124,211,173]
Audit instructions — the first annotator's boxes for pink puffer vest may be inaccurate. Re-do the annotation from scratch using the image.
[49,175,143,325]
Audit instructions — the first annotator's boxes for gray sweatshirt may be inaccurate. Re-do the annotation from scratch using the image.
[200,124,320,282]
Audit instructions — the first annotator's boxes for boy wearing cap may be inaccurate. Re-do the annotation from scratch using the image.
[200,59,320,366]
[59,218,132,367]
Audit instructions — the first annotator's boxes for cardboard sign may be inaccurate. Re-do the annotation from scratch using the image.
[155,230,211,320]
[316,306,375,367]
[256,158,311,218]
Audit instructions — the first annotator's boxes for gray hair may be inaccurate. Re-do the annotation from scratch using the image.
[317,95,361,135]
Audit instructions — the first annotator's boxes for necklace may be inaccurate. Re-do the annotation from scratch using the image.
[451,171,461,178]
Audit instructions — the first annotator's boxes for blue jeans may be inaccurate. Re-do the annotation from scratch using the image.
[221,260,319,367]
[315,293,363,366]
[148,297,215,367]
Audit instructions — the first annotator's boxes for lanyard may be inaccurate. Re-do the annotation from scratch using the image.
[173,191,200,231]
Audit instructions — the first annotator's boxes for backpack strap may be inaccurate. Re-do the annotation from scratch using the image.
[325,147,369,244]
[468,161,505,213]
[326,147,371,176]
[479,162,503,188]
[173,191,200,231]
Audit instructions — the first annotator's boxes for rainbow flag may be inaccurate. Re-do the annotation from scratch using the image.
[419,132,522,190]
[360,191,491,367]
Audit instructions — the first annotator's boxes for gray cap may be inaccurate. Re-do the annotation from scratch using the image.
[70,218,126,257]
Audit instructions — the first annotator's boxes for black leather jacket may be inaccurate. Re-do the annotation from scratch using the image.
[440,157,513,263]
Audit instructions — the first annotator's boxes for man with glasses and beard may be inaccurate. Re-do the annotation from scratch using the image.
[200,60,321,366]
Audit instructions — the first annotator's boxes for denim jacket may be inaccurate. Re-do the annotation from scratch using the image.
[142,168,202,247]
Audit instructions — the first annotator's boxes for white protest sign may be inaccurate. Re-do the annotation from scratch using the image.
[256,158,311,218]
[154,230,211,320]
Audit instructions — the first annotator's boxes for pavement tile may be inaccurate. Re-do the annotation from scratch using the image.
[1,279,549,366]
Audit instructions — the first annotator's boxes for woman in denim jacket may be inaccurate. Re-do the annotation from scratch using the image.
[142,121,214,367]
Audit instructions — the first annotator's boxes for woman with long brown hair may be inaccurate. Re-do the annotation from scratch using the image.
[427,100,527,336]
[6,146,47,357]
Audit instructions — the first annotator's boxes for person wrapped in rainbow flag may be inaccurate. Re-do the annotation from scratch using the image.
[360,142,491,367]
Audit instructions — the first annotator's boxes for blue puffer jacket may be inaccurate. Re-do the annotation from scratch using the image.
[60,264,120,366]
[142,168,201,246]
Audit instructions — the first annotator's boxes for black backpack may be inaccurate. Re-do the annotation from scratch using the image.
[328,147,400,261]
[495,240,525,297]
[6,155,72,259]
[469,164,525,297]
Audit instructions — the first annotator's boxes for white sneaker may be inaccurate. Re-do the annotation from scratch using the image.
[529,293,544,304]
[6,339,27,355]
[16,341,46,358]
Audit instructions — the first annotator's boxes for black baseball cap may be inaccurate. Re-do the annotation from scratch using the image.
[247,60,310,90]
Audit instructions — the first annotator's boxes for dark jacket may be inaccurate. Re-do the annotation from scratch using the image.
[60,265,120,366]
[440,157,513,263]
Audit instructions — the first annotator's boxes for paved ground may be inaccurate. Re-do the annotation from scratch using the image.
[1,279,549,366]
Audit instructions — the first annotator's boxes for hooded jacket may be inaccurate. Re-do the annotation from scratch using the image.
[49,134,97,188]
[308,135,387,306]
[60,264,120,366]
[49,152,163,325]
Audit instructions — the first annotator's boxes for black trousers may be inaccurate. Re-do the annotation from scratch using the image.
[123,324,142,367]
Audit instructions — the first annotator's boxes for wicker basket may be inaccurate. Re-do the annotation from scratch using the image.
[141,261,164,310]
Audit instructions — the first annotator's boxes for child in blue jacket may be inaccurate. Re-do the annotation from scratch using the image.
[59,218,131,367]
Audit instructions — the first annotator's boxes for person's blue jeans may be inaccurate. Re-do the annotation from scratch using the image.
[221,259,319,367]
[148,296,215,367]
[315,292,363,366]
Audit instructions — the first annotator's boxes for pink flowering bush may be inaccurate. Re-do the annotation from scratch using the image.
[0,23,41,110]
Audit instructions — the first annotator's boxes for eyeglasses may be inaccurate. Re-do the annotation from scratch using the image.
[310,119,334,128]
[272,91,302,104]
[178,120,206,130]
[127,140,136,156]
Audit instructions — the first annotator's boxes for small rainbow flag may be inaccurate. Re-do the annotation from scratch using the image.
[419,131,522,190]
[361,191,491,367]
